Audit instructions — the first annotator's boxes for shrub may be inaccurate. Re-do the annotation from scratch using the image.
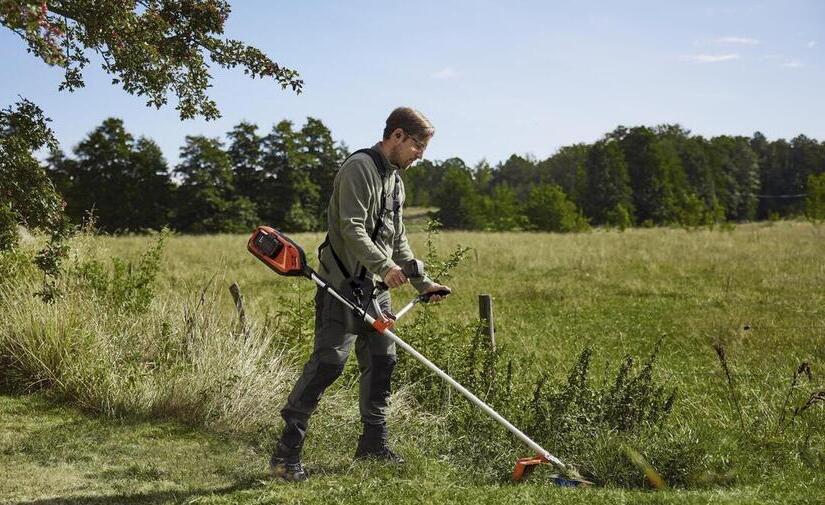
[605,203,633,231]
[70,229,168,313]
[806,172,825,224]
[525,183,590,233]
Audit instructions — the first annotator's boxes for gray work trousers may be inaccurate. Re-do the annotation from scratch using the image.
[280,286,397,437]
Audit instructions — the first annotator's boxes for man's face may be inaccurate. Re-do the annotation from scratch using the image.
[390,131,430,169]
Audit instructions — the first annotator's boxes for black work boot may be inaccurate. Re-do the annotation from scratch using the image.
[354,423,405,464]
[269,441,308,482]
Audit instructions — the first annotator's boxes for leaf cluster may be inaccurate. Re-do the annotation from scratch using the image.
[2,0,302,119]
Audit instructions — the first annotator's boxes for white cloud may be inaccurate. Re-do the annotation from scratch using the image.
[431,67,457,80]
[683,53,740,63]
[715,36,760,45]
[783,60,804,68]
[807,40,816,48]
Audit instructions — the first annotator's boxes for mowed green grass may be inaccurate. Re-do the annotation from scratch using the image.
[3,221,824,504]
[0,394,815,505]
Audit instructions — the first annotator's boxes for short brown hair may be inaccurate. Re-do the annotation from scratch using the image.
[383,107,434,140]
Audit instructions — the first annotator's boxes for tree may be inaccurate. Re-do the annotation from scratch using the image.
[482,185,525,231]
[491,154,538,200]
[173,135,256,233]
[1,0,302,120]
[615,126,688,225]
[537,144,589,205]
[0,99,64,250]
[51,118,174,232]
[583,140,633,225]
[128,138,175,230]
[227,121,263,210]
[677,136,717,211]
[404,159,447,207]
[524,184,589,233]
[300,117,345,218]
[710,136,760,221]
[2,0,302,251]
[260,120,322,231]
[434,159,483,229]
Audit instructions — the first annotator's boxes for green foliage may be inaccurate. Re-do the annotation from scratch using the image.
[531,346,675,437]
[525,183,590,232]
[536,144,589,204]
[584,140,634,225]
[257,119,339,231]
[805,173,825,224]
[0,246,34,286]
[605,202,633,231]
[0,99,62,248]
[422,219,471,283]
[678,193,715,230]
[711,136,760,221]
[434,160,485,229]
[173,136,258,233]
[0,204,17,251]
[48,118,175,233]
[1,0,302,120]
[0,99,73,299]
[71,229,168,313]
[481,185,527,231]
[614,127,688,225]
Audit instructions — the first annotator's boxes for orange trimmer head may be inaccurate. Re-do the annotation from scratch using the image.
[512,455,594,486]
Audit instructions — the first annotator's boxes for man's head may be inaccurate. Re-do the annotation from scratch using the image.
[381,107,434,169]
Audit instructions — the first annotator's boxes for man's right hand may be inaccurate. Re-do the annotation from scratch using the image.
[383,265,408,288]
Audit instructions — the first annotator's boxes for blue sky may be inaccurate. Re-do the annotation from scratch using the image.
[1,0,823,167]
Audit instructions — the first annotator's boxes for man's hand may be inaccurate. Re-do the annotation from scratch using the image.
[383,265,408,289]
[424,284,451,303]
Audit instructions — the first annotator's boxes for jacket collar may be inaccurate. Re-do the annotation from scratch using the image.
[371,143,399,175]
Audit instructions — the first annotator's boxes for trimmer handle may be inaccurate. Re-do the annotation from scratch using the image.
[419,288,452,303]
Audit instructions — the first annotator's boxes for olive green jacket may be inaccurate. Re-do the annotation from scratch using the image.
[319,144,436,294]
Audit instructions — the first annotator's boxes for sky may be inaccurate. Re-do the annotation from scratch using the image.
[1,0,823,167]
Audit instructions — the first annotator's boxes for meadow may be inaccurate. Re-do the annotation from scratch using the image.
[1,220,823,504]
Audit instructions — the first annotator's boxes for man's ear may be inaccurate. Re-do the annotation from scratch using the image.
[393,128,405,141]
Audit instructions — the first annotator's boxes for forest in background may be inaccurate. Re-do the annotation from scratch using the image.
[43,117,825,234]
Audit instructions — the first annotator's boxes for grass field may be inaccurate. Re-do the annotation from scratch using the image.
[1,221,823,504]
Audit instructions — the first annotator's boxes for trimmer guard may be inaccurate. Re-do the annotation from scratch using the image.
[513,455,593,486]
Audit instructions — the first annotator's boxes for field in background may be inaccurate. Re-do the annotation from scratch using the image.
[2,221,824,504]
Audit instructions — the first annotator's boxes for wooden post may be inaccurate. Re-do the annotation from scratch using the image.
[479,294,496,352]
[229,282,248,336]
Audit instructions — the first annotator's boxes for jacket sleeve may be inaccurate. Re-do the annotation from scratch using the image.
[392,177,437,293]
[338,158,397,278]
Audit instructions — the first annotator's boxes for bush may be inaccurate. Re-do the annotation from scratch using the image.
[806,173,825,224]
[70,229,168,313]
[524,183,590,232]
[605,203,633,231]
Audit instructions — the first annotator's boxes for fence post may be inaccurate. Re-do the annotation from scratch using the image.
[479,294,496,352]
[229,282,248,337]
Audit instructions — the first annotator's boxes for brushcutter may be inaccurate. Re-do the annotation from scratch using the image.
[247,225,592,486]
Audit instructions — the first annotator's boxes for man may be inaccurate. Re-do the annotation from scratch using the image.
[270,107,451,482]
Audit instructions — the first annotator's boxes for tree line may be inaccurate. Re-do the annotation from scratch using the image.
[42,118,825,234]
[407,125,825,231]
